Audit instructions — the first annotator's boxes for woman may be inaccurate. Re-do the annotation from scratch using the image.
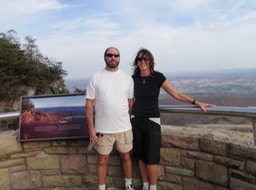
[131,48,215,190]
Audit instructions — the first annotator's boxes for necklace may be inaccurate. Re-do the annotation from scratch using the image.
[141,75,150,84]
[142,77,146,84]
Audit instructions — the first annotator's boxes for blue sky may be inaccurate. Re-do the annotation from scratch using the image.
[1,0,256,79]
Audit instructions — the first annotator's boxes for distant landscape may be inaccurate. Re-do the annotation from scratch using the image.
[159,67,256,105]
[65,68,256,126]
[66,67,256,104]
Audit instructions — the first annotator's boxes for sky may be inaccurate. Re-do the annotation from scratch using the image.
[27,94,85,108]
[1,0,256,79]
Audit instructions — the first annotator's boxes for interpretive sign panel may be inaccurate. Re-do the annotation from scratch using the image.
[18,93,88,141]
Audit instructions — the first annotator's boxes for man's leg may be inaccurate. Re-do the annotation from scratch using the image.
[97,153,109,185]
[119,151,132,179]
[116,130,134,189]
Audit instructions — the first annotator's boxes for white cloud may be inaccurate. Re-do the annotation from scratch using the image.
[0,0,67,24]
[1,0,256,79]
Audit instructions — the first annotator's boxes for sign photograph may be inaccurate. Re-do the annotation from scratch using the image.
[18,93,88,141]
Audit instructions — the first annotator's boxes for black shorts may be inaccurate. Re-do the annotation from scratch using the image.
[131,116,161,164]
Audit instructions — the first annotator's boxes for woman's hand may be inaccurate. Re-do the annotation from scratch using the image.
[195,101,215,113]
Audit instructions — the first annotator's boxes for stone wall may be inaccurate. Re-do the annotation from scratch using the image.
[0,125,256,190]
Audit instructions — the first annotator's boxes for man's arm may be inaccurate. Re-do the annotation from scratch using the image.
[85,98,98,143]
[128,98,134,116]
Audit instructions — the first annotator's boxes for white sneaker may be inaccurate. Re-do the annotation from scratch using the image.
[141,187,149,190]
[125,184,135,190]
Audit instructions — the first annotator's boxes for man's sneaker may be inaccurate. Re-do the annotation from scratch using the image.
[125,184,135,190]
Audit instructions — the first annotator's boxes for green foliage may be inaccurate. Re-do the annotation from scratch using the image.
[73,87,86,93]
[0,30,69,110]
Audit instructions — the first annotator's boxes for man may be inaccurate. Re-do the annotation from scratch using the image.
[86,47,135,190]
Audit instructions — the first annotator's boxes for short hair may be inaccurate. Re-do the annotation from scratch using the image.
[104,47,120,56]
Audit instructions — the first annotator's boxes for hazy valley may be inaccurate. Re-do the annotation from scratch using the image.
[65,68,256,127]
[159,68,256,106]
[66,68,256,105]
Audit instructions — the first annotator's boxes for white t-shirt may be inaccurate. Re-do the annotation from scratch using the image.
[86,68,134,133]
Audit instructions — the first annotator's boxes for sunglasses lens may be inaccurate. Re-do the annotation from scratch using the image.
[137,57,149,62]
[106,53,119,58]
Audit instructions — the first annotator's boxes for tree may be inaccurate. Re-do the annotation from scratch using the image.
[0,30,69,111]
[73,87,86,93]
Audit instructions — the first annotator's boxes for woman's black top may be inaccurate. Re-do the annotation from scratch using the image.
[132,71,166,117]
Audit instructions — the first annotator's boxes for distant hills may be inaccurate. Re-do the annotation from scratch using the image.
[158,68,256,125]
[65,68,256,125]
[66,67,256,97]
[164,67,256,95]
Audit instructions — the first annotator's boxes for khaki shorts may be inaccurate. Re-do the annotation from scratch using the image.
[95,129,133,155]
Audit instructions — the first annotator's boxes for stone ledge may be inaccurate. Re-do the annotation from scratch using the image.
[0,125,255,189]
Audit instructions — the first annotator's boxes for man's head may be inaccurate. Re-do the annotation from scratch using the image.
[104,47,120,70]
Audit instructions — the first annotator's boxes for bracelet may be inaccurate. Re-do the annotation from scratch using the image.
[192,99,196,105]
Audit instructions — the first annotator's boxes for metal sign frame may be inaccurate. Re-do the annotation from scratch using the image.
[18,93,89,142]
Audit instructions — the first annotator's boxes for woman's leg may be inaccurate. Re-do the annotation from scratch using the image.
[138,160,149,182]
[146,164,158,184]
